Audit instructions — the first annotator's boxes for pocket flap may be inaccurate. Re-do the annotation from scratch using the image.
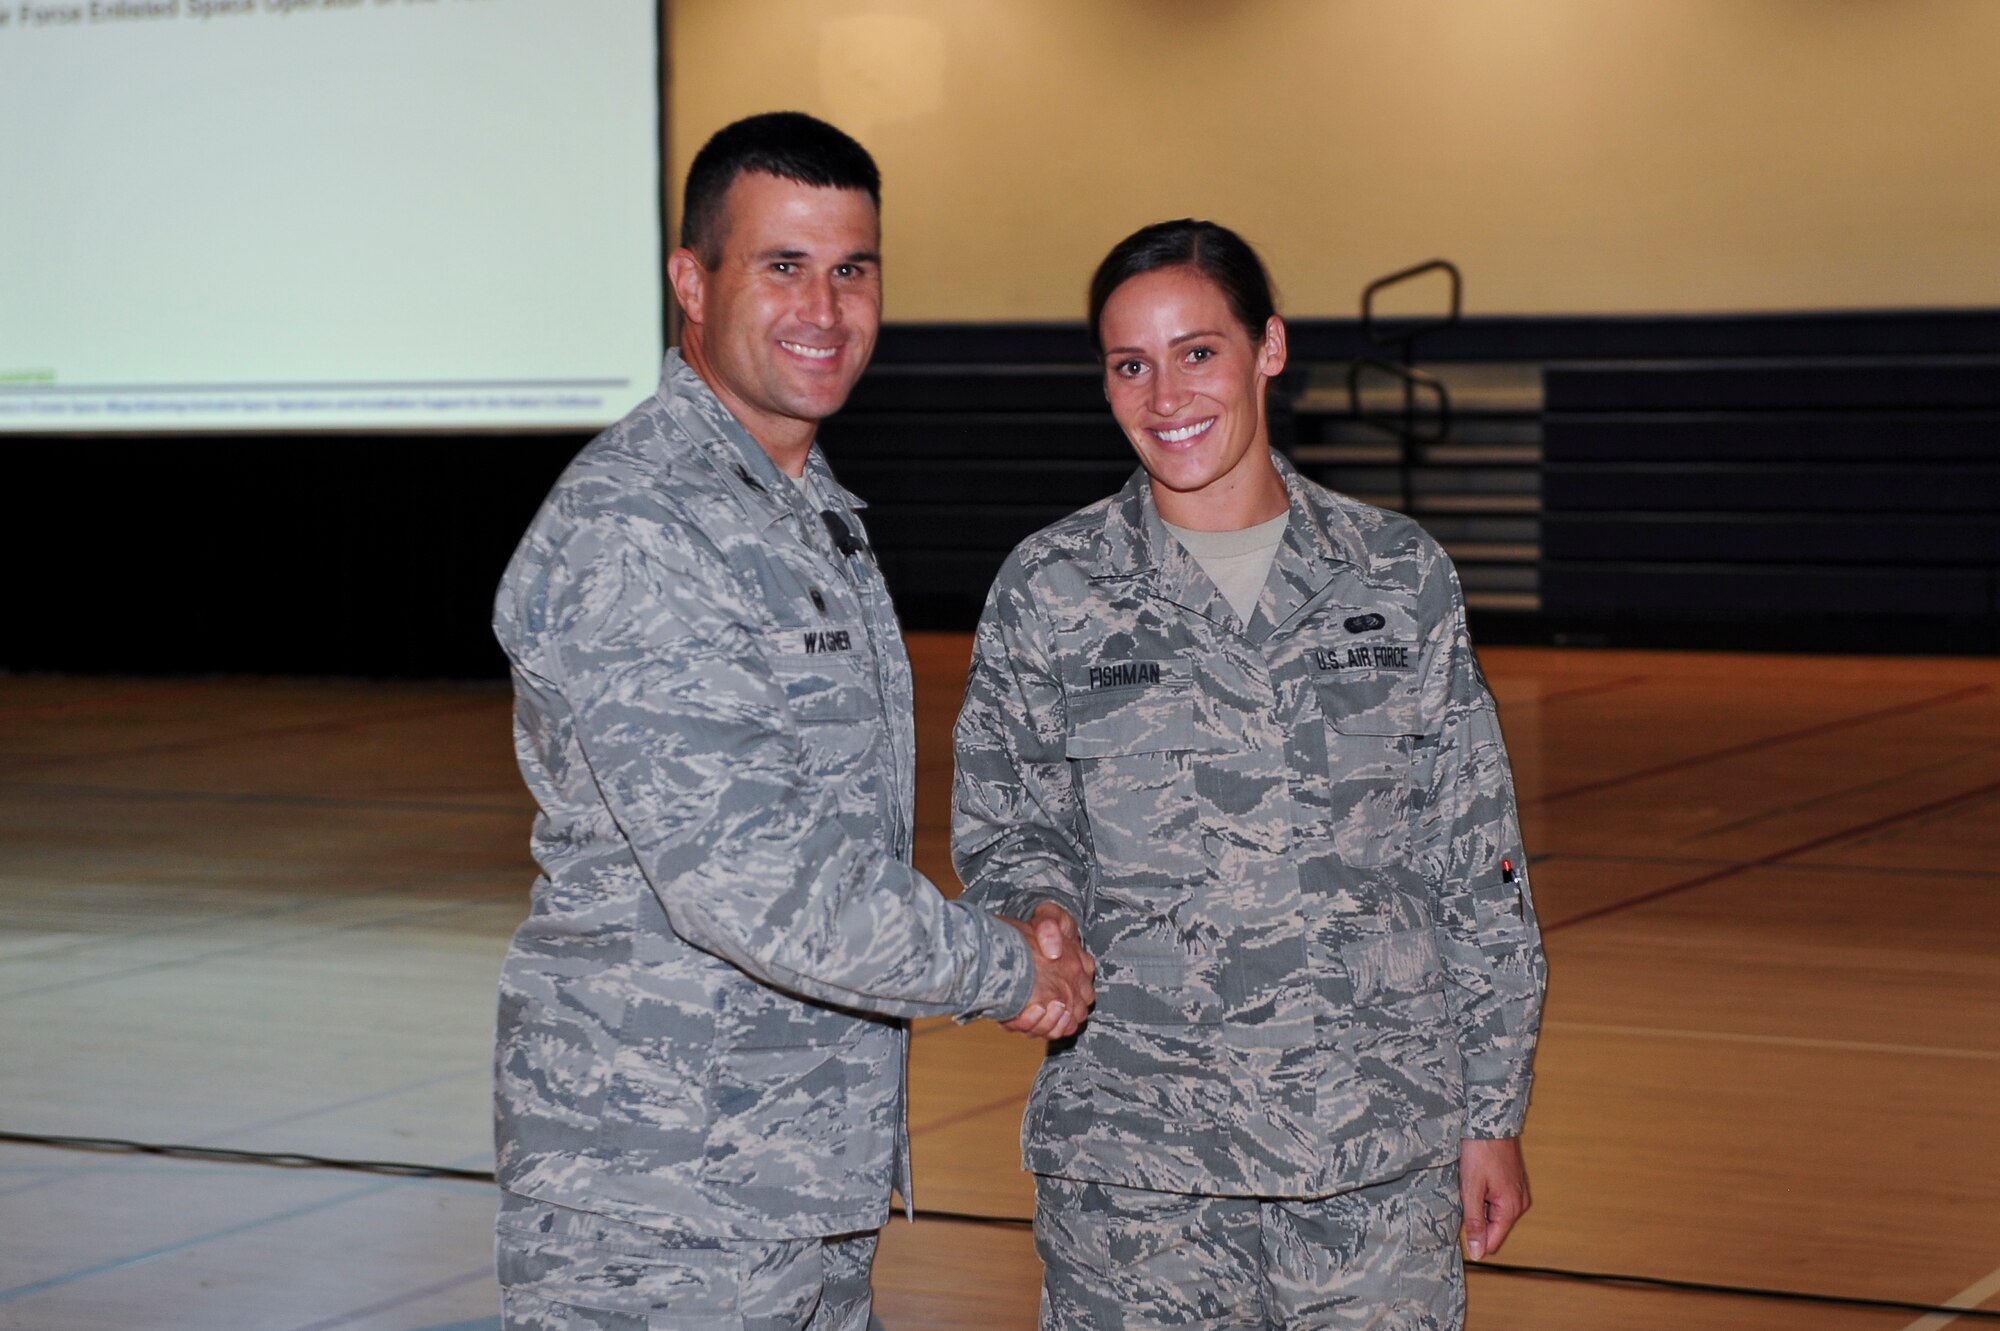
[1110,952,1190,988]
[1341,927,1444,1006]
[763,626,878,722]
[1092,944,1220,1026]
[1315,678,1422,738]
[1064,679,1199,759]
[786,686,877,723]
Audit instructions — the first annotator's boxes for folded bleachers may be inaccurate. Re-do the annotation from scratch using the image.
[1542,354,2000,620]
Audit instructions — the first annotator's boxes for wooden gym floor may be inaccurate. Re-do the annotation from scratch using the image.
[1,639,1996,1329]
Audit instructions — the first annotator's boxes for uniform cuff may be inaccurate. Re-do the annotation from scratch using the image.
[958,909,1036,1023]
[1462,1052,1533,1137]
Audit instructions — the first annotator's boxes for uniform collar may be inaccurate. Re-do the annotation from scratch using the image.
[656,349,867,530]
[1256,453,1372,636]
[1092,450,1370,637]
[804,444,870,518]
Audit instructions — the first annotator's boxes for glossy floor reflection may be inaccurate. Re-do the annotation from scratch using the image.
[2,643,1996,1329]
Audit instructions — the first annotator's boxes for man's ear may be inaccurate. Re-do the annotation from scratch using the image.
[667,247,707,326]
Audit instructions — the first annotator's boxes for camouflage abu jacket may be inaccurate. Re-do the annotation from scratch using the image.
[953,454,1546,1197]
[493,352,1035,1240]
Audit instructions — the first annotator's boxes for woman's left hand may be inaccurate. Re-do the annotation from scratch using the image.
[1458,1136,1531,1260]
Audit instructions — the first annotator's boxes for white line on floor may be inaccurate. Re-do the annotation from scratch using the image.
[1898,1262,2000,1330]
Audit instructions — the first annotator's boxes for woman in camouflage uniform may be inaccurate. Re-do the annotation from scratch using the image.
[951,221,1547,1330]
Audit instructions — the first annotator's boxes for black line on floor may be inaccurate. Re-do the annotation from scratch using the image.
[1547,777,2000,933]
[1526,684,1989,808]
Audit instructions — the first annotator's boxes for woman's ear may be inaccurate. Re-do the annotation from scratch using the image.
[1259,315,1289,378]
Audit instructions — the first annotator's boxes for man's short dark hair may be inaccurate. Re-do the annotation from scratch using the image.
[680,112,881,265]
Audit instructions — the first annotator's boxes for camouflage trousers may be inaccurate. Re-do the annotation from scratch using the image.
[496,1192,881,1331]
[1034,1165,1465,1331]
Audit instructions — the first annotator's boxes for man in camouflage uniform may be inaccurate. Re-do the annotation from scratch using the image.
[491,112,1093,1331]
[955,450,1546,1329]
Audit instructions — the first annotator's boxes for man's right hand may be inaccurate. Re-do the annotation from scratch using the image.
[997,903,1096,1039]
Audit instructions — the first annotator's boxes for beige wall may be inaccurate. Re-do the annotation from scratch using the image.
[668,1,2000,321]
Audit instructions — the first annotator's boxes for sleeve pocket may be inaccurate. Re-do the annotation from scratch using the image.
[1472,882,1528,929]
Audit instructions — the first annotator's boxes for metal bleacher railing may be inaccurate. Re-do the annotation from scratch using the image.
[1289,260,1546,613]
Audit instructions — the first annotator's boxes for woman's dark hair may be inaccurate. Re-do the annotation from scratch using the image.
[1087,219,1278,353]
[681,111,880,264]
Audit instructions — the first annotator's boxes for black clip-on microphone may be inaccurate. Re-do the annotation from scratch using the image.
[820,510,864,557]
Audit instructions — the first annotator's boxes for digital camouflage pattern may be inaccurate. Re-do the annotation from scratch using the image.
[493,351,1035,1243]
[1035,1166,1464,1330]
[954,454,1545,1199]
[496,1193,877,1331]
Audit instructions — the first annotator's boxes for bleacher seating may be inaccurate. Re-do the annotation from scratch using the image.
[1542,355,2000,619]
[839,314,1998,640]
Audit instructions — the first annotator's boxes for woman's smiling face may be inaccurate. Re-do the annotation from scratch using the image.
[1098,263,1288,528]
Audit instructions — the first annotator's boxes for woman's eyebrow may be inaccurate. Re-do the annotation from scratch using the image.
[1104,329,1225,356]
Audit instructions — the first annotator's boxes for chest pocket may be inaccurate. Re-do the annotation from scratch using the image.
[1063,669,1218,897]
[1313,659,1423,867]
[764,625,879,714]
[762,624,882,789]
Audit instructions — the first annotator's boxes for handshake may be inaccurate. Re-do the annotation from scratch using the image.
[996,902,1098,1039]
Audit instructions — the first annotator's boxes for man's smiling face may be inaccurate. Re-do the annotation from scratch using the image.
[672,170,882,459]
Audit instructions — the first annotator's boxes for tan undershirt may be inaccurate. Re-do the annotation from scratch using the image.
[1164,512,1290,623]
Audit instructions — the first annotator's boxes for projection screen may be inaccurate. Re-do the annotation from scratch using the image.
[0,0,663,432]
